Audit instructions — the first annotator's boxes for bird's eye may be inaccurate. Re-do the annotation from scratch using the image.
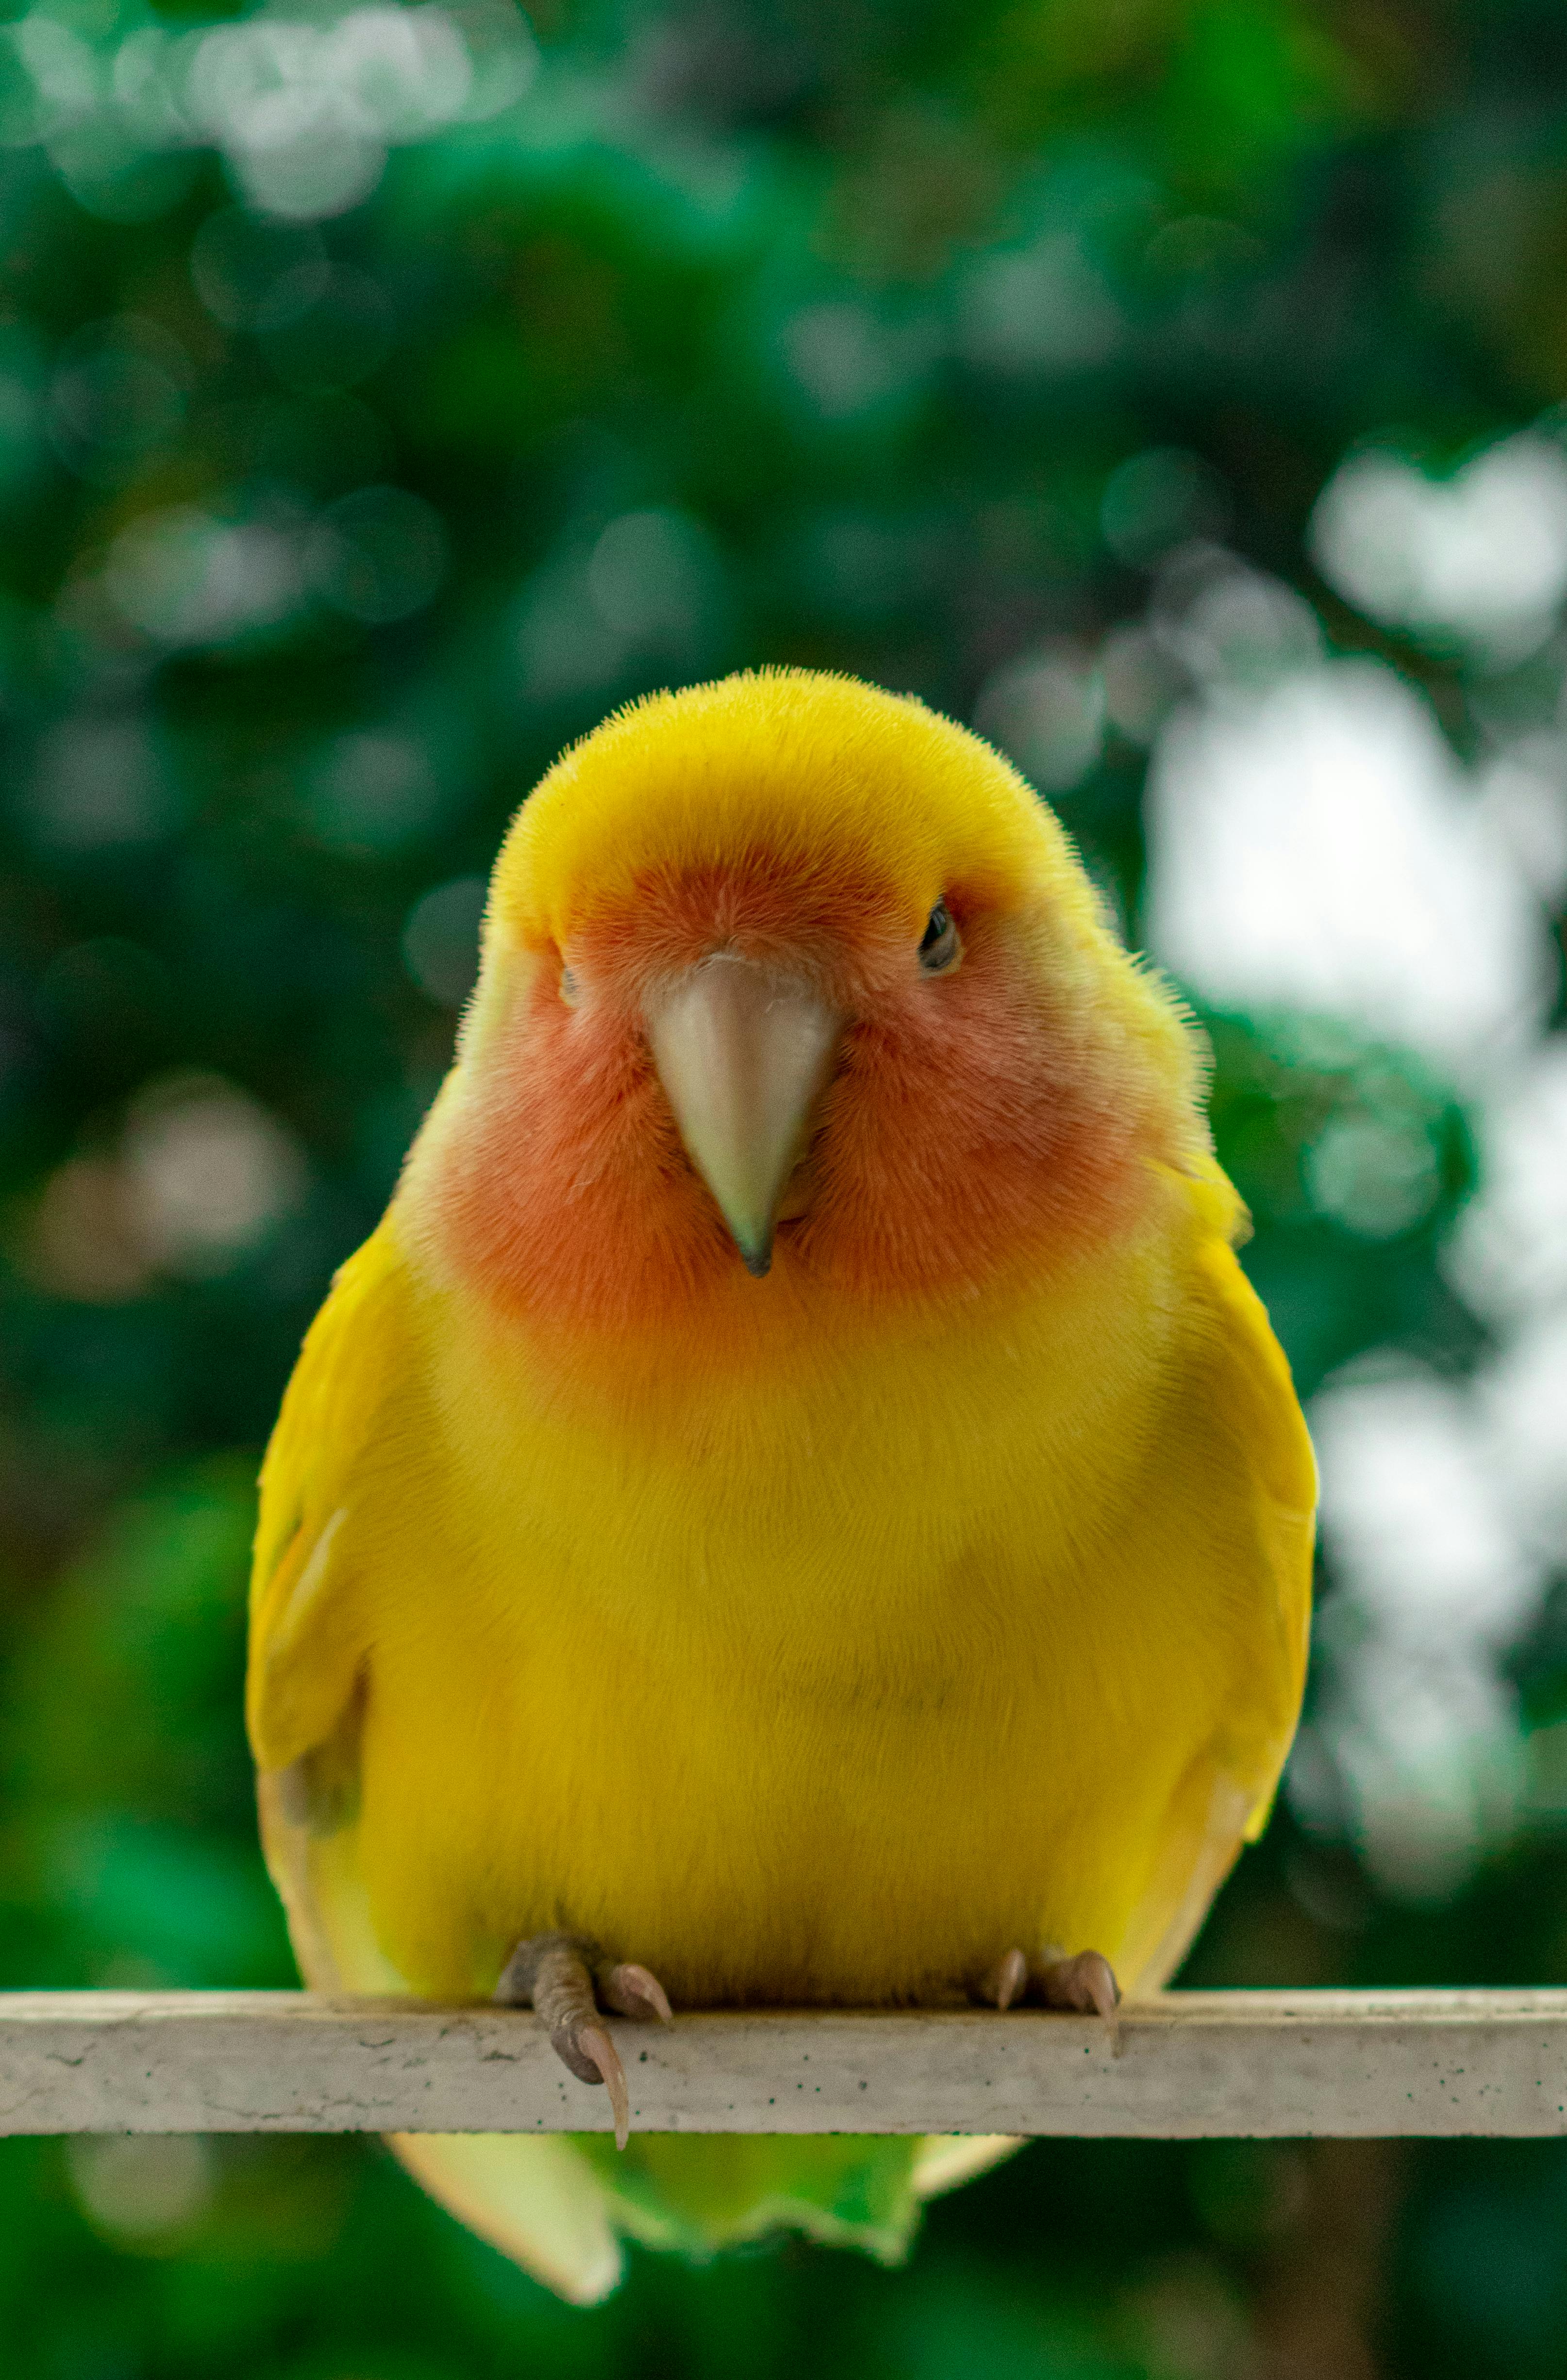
[918,901,960,973]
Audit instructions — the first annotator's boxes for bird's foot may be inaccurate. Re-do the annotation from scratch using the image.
[495,1931,673,2149]
[973,1943,1121,2046]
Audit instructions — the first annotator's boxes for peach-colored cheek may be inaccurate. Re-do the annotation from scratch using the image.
[802,967,1141,1298]
[430,982,731,1334]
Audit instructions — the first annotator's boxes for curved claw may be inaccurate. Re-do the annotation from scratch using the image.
[975,1947,1029,2011]
[1035,1949,1121,2049]
[600,1961,673,2024]
[497,1933,668,2148]
[575,2022,631,2151]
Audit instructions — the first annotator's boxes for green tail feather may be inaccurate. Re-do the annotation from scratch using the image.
[574,2133,927,2265]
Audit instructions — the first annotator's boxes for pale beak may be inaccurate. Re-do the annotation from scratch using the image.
[647,955,843,1276]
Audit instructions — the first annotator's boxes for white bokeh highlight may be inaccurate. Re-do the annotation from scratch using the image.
[0,2,538,223]
[1144,658,1553,1077]
[1310,433,1567,664]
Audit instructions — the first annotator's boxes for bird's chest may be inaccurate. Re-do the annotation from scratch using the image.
[363,1458,1182,2003]
[364,1249,1202,2000]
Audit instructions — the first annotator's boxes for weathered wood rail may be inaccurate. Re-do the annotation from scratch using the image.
[2,1990,1566,2137]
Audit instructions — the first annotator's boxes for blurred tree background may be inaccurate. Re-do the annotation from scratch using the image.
[5,0,1567,2372]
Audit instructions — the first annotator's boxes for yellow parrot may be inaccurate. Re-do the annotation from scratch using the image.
[247,668,1315,2302]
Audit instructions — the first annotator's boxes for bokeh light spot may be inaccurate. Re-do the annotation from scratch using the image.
[974,645,1105,792]
[68,2133,217,2246]
[1102,447,1231,568]
[47,316,188,487]
[311,485,447,623]
[402,875,485,1006]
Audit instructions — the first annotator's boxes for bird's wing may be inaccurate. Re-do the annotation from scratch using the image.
[248,1219,417,2000]
[248,1220,405,1786]
[1118,1188,1317,1994]
[1197,1223,1318,1843]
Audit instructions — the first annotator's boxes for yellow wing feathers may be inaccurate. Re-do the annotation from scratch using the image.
[248,1225,406,1778]
[1112,1225,1316,1991]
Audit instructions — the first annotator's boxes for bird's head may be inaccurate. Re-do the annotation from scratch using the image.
[403,671,1212,1346]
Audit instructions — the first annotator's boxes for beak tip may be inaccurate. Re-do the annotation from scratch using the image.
[741,1243,773,1279]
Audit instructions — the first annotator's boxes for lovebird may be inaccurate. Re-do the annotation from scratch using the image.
[248,668,1315,2301]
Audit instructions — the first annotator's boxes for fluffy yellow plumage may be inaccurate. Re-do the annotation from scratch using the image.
[248,668,1316,2300]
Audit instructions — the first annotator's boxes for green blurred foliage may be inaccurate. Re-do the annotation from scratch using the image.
[1,0,1567,2372]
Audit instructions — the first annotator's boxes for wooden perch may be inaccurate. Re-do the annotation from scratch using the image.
[3,1989,1567,2137]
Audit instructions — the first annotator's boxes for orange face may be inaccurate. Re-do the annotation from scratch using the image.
[423,845,1167,1347]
